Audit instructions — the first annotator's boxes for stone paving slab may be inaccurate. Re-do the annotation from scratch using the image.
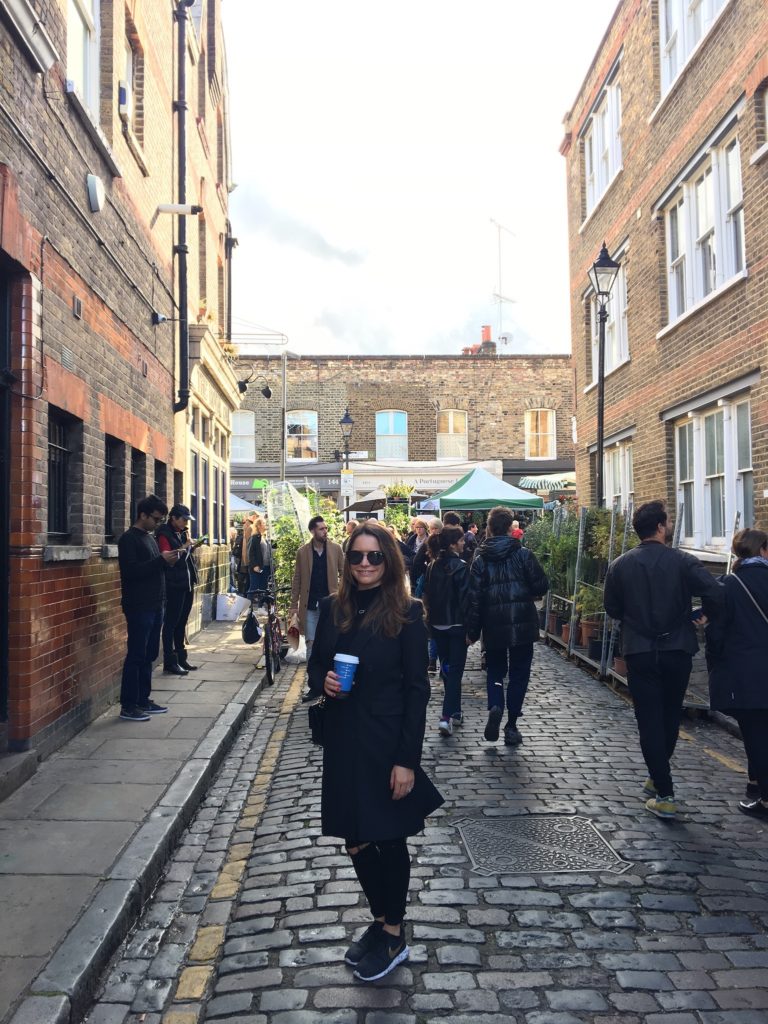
[79,639,768,1024]
[0,620,267,1024]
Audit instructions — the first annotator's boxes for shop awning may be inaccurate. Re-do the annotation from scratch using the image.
[517,472,576,491]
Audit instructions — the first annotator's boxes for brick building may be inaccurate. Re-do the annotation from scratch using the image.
[230,342,574,507]
[0,0,238,757]
[562,0,767,562]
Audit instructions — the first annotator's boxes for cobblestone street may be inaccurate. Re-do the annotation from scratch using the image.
[86,643,768,1024]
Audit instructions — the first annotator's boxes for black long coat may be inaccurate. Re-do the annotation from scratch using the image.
[307,593,444,841]
[705,562,768,711]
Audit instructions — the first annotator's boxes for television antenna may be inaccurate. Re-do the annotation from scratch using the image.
[490,217,516,343]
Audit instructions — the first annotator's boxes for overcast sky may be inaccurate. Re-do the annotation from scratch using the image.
[222,1,618,357]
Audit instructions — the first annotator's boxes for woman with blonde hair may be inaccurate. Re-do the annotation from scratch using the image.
[705,527,768,818]
[307,520,443,981]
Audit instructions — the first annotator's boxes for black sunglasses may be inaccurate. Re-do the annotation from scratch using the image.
[348,549,385,566]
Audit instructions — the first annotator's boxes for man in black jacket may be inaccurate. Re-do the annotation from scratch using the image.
[466,506,549,746]
[604,500,723,819]
[118,494,177,721]
[156,505,199,675]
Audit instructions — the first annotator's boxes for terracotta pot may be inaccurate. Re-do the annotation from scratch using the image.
[580,619,600,643]
[613,656,627,677]
[547,613,558,634]
[561,623,571,644]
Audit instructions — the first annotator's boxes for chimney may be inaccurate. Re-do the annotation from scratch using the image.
[480,325,497,356]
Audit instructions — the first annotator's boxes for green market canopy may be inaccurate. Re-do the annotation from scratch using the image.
[431,466,544,511]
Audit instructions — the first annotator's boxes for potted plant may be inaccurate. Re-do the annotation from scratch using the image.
[575,583,605,644]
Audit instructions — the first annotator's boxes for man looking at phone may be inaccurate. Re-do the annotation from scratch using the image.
[118,494,177,721]
[604,501,722,819]
[156,504,201,676]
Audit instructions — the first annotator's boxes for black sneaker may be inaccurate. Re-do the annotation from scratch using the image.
[484,706,503,742]
[353,926,409,982]
[738,799,768,819]
[746,782,760,799]
[427,659,437,674]
[120,706,151,722]
[163,664,188,676]
[178,662,198,671]
[138,700,168,715]
[344,921,383,966]
[504,725,522,746]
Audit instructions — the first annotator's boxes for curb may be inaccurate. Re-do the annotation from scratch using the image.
[9,669,267,1024]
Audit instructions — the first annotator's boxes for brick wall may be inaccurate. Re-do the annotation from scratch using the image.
[563,0,768,543]
[0,0,236,754]
[236,353,575,468]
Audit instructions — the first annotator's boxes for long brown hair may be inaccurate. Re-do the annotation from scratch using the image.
[733,528,768,572]
[334,520,411,636]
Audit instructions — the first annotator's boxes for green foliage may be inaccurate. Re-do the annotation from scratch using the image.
[575,582,605,619]
[385,481,413,500]
[310,494,345,545]
[271,514,302,611]
[384,503,411,538]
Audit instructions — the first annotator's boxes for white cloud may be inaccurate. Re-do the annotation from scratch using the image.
[223,0,618,356]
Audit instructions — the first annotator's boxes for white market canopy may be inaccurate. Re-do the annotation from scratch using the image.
[431,466,544,510]
[229,493,263,512]
[518,472,576,491]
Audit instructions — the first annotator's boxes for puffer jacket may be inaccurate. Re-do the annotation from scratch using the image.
[466,535,548,647]
[423,551,469,631]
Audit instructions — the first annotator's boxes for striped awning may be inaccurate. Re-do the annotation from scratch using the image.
[518,472,576,491]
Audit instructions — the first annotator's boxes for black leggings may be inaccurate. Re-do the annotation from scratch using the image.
[733,710,768,800]
[345,838,410,926]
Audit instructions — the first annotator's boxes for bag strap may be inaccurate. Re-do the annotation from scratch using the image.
[732,573,768,626]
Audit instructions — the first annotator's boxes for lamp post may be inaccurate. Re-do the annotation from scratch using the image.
[588,242,621,509]
[339,408,354,521]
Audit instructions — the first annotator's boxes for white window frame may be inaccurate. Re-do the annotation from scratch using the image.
[375,410,408,461]
[674,397,752,551]
[67,0,100,117]
[230,410,255,463]
[603,441,634,512]
[660,0,727,95]
[524,409,556,461]
[663,133,745,325]
[583,75,622,216]
[589,259,629,383]
[286,410,319,463]
[436,409,468,460]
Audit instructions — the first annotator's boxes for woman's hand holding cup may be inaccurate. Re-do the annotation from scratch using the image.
[323,670,342,698]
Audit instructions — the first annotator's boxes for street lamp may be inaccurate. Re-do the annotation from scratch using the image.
[588,242,621,509]
[339,408,354,521]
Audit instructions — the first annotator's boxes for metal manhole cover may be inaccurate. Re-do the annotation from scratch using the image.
[455,815,632,875]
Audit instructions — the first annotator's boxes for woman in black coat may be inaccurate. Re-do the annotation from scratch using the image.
[307,520,443,983]
[705,527,768,818]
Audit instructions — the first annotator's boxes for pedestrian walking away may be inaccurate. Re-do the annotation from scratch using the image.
[156,504,200,675]
[604,500,723,820]
[117,494,177,721]
[289,514,344,664]
[704,527,768,818]
[307,520,443,983]
[466,505,548,747]
[422,525,470,737]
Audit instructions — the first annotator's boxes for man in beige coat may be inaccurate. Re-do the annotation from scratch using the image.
[289,515,344,660]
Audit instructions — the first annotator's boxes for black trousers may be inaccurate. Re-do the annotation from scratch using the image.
[346,838,410,926]
[625,649,692,798]
[162,588,193,667]
[733,710,768,800]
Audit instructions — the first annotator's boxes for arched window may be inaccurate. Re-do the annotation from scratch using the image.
[286,410,318,461]
[375,411,408,461]
[525,409,556,460]
[436,410,468,460]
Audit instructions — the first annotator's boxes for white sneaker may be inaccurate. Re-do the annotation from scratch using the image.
[438,718,453,737]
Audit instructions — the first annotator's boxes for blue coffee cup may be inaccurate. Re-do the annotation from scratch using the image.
[333,654,359,699]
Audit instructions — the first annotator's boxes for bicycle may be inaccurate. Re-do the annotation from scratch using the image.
[250,580,289,686]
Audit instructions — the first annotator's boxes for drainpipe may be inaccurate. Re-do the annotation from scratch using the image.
[225,222,237,342]
[173,0,195,414]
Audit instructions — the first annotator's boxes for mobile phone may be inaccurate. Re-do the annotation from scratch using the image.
[691,607,704,621]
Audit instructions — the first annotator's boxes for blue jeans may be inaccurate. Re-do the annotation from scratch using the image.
[121,609,163,710]
[433,630,467,720]
[247,566,271,598]
[305,607,321,658]
[428,638,437,661]
[485,643,534,718]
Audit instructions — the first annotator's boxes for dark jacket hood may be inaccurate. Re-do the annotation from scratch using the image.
[479,535,522,561]
[435,551,465,576]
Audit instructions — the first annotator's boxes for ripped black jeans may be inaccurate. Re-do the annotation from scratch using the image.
[345,838,411,926]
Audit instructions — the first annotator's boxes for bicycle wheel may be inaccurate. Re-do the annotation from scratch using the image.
[270,616,283,675]
[263,619,275,686]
